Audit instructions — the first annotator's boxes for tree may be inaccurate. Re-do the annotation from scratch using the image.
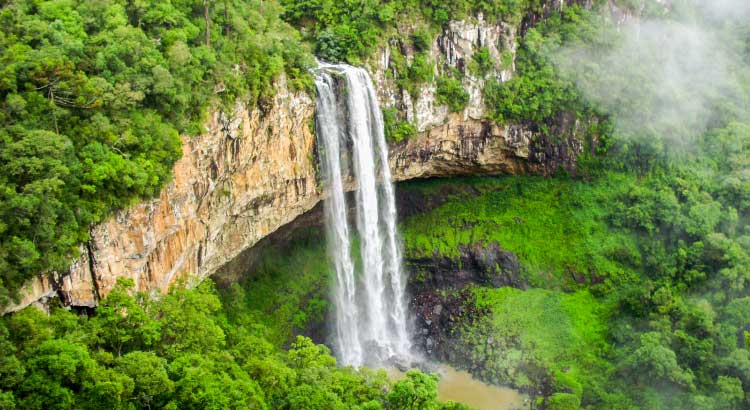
[622,332,695,389]
[169,353,267,410]
[387,370,440,410]
[0,323,24,394]
[204,0,213,47]
[715,376,743,410]
[157,282,225,359]
[115,351,174,409]
[17,339,100,410]
[91,278,160,356]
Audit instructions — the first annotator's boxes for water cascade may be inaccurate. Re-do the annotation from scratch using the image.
[314,63,411,367]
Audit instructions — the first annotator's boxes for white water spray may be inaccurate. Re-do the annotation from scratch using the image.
[314,63,411,367]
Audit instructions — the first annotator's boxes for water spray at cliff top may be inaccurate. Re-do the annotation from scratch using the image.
[314,63,411,367]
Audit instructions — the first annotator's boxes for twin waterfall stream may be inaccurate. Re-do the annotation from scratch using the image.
[314,63,411,367]
[313,63,524,409]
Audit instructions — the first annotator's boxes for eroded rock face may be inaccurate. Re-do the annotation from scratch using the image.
[407,241,524,292]
[407,242,524,364]
[7,14,588,313]
[8,78,320,312]
[369,13,517,132]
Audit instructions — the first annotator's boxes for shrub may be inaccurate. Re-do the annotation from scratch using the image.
[436,77,470,112]
[411,27,433,53]
[383,108,417,142]
[470,47,495,76]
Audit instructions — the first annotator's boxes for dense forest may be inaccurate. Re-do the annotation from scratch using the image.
[2,0,750,409]
[0,278,474,409]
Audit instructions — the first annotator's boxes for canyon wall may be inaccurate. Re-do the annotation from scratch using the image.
[7,14,588,313]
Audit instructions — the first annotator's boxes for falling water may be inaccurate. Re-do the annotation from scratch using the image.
[314,63,411,367]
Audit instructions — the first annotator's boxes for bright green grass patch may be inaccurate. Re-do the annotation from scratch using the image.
[220,228,333,346]
[474,287,608,363]
[399,174,641,289]
[461,287,612,400]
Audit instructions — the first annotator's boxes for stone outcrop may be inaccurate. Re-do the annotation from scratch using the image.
[407,241,524,292]
[406,241,524,367]
[390,115,585,181]
[7,14,588,313]
[8,78,319,312]
[370,13,516,132]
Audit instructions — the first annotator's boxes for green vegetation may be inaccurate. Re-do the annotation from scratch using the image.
[410,27,434,53]
[400,175,639,290]
[483,5,605,128]
[460,288,609,408]
[436,77,470,113]
[399,118,750,408]
[3,1,750,410]
[0,278,467,410]
[399,2,750,406]
[0,0,604,303]
[384,108,417,143]
[219,228,332,346]
[0,0,314,303]
[280,0,535,64]
[279,0,571,120]
[500,50,514,69]
[469,47,496,77]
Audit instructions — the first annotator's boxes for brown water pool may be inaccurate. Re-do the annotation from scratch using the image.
[389,365,527,410]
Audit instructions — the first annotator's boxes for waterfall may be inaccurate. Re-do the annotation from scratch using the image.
[314,63,411,367]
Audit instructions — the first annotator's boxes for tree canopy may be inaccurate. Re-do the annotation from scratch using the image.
[0,0,314,303]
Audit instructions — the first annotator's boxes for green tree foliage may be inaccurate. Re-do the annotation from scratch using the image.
[90,278,160,355]
[398,116,750,408]
[387,370,438,410]
[280,0,537,64]
[3,2,750,410]
[483,6,605,128]
[436,77,469,113]
[0,0,600,305]
[0,0,313,303]
[0,278,461,409]
[281,0,384,63]
[115,352,173,409]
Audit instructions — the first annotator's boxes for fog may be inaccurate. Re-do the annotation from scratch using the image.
[694,0,750,21]
[553,0,750,146]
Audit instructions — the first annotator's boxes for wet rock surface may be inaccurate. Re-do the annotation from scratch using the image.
[405,242,558,400]
[406,241,524,359]
[407,241,523,291]
[410,288,487,360]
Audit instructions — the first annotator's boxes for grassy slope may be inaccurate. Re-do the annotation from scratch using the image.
[398,174,647,407]
[400,175,640,291]
[467,287,611,394]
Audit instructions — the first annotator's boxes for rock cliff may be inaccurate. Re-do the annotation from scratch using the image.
[7,14,587,313]
[10,78,320,311]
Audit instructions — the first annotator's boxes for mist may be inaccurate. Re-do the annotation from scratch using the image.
[553,0,750,147]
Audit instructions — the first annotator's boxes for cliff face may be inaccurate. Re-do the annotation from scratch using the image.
[376,13,584,180]
[10,79,320,311]
[370,13,517,132]
[8,15,586,313]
